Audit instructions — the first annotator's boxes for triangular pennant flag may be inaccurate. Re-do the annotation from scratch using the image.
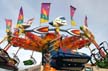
[40,3,51,23]
[16,7,24,28]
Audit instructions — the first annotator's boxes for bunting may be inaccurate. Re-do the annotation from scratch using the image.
[84,16,88,27]
[17,7,24,27]
[5,19,12,32]
[40,3,51,23]
[70,6,76,26]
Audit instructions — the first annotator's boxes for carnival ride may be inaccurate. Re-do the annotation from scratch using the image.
[0,16,91,71]
[90,41,108,68]
[0,6,108,71]
[80,26,108,69]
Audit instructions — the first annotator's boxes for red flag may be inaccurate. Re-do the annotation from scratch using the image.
[40,3,51,23]
[84,16,88,27]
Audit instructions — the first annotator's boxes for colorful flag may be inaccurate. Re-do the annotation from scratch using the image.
[70,6,76,26]
[84,16,88,27]
[40,3,51,23]
[5,19,12,32]
[17,7,24,27]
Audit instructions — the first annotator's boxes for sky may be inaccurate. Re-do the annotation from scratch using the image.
[0,0,108,70]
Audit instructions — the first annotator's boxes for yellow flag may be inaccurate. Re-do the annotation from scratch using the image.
[71,20,76,26]
[40,18,48,23]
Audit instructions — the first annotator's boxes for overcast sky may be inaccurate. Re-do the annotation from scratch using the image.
[0,0,108,41]
[0,0,108,69]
